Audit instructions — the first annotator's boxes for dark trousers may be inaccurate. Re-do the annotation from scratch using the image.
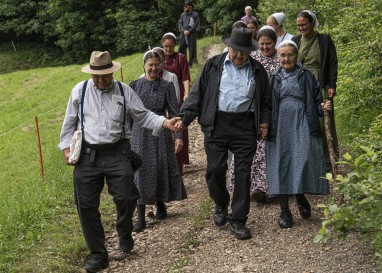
[73,143,139,259]
[178,32,197,65]
[204,111,257,223]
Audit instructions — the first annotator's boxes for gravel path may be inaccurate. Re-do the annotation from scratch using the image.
[94,44,380,273]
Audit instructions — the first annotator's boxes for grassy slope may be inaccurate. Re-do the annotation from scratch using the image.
[0,36,222,272]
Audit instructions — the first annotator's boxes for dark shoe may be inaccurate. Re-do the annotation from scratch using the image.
[83,257,109,273]
[251,190,267,203]
[228,221,252,240]
[133,221,146,233]
[119,235,134,253]
[156,201,168,220]
[278,208,293,228]
[296,195,311,219]
[213,206,228,226]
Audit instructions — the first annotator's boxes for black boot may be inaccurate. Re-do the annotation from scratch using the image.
[133,204,146,232]
[278,208,293,228]
[156,201,167,220]
[295,194,311,219]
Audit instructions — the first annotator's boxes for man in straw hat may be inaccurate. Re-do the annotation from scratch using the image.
[58,51,180,272]
[175,27,271,240]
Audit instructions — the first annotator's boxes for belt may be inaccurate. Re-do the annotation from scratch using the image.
[217,110,254,119]
[82,139,130,165]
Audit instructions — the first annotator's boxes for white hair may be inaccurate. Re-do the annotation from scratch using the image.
[245,6,252,11]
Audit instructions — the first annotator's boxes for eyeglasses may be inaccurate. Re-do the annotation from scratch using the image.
[231,48,250,56]
[146,63,162,68]
[296,23,309,28]
[278,53,296,59]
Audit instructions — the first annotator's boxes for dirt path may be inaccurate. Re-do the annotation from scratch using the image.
[96,44,380,273]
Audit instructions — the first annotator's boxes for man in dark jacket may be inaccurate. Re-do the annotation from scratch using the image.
[178,0,200,66]
[175,27,271,240]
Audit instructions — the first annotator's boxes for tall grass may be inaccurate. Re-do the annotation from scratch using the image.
[0,36,223,272]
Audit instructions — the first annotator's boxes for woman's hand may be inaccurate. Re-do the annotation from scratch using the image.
[259,123,269,139]
[175,139,184,154]
[322,99,332,111]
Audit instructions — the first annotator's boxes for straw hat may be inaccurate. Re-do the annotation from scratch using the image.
[222,27,258,52]
[81,51,121,75]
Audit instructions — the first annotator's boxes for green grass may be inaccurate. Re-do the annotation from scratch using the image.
[0,36,222,272]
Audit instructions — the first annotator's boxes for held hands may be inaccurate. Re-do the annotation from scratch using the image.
[63,148,75,166]
[174,119,185,132]
[259,123,269,139]
[163,117,184,132]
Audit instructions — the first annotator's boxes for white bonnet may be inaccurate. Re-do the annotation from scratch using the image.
[272,12,286,25]
[302,10,319,27]
[278,40,298,50]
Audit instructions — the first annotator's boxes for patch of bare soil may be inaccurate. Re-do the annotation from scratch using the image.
[96,44,380,273]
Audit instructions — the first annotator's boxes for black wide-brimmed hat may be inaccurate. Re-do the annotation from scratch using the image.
[222,27,258,52]
[184,0,194,7]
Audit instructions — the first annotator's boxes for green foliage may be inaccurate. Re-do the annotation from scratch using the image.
[197,0,259,35]
[314,147,382,254]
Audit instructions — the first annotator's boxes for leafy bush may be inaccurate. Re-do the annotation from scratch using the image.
[315,146,382,258]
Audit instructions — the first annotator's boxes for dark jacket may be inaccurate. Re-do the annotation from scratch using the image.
[292,33,338,89]
[179,52,271,138]
[268,66,324,141]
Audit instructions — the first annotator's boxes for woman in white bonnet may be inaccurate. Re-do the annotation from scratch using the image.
[267,12,293,48]
[292,10,339,173]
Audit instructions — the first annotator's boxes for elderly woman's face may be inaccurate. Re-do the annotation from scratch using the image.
[297,16,315,37]
[144,57,161,81]
[278,45,298,72]
[259,36,276,57]
[162,39,175,56]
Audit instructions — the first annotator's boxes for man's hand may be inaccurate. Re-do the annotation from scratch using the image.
[63,148,75,166]
[163,117,181,132]
[174,139,184,154]
[259,123,269,139]
[184,30,190,36]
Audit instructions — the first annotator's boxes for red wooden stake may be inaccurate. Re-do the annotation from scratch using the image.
[35,116,44,183]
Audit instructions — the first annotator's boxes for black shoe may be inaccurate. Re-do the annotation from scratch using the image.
[251,190,267,203]
[213,206,228,226]
[83,257,109,273]
[228,221,252,240]
[296,195,311,219]
[278,208,293,228]
[156,201,168,220]
[133,221,146,233]
[119,235,134,253]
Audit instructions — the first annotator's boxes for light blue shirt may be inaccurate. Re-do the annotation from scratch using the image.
[218,54,255,112]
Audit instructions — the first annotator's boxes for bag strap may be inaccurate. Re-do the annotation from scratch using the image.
[117,81,126,139]
[80,80,88,138]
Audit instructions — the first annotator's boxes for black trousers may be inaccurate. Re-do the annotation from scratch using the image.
[204,111,257,223]
[73,141,139,259]
[178,32,197,65]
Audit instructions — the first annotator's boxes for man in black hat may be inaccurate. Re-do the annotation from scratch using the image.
[59,51,181,272]
[175,27,271,240]
[178,0,200,66]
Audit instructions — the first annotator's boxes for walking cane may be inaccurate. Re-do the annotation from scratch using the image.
[324,97,343,204]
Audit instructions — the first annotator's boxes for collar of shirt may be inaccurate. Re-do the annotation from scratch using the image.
[218,54,254,113]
